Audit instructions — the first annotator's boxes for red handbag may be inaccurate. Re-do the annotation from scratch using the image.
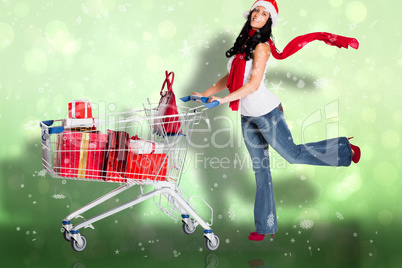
[154,71,182,135]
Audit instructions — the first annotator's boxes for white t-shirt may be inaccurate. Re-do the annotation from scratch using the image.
[227,54,281,117]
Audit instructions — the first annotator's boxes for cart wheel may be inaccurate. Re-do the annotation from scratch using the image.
[205,235,220,251]
[71,235,87,252]
[182,219,196,235]
[63,229,72,242]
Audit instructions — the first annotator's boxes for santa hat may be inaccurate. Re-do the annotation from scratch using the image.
[243,0,279,27]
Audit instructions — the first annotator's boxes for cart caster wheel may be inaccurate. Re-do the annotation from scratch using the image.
[63,229,72,242]
[182,219,196,235]
[71,235,87,252]
[205,235,219,251]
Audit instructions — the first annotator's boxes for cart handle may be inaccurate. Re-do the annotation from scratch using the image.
[40,120,65,135]
[180,95,220,109]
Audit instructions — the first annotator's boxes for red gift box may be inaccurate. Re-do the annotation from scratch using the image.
[54,131,107,179]
[68,100,93,119]
[102,130,130,183]
[126,137,168,181]
[126,154,168,181]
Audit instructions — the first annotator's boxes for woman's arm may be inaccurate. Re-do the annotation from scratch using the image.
[193,73,230,97]
[208,43,270,104]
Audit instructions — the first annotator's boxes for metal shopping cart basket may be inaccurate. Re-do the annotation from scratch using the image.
[39,97,220,252]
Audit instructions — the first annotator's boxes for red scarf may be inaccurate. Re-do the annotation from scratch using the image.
[226,31,359,111]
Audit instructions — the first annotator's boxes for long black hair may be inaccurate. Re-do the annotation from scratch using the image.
[226,10,274,61]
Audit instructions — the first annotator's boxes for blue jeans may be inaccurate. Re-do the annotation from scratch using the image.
[241,104,352,234]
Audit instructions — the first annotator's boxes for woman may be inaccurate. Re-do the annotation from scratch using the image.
[193,0,361,241]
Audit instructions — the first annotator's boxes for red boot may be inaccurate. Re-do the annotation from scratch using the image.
[248,232,265,241]
[248,232,274,241]
[348,137,361,164]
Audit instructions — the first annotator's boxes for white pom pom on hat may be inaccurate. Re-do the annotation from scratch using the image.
[243,0,279,27]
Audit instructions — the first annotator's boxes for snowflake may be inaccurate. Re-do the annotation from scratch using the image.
[333,66,340,76]
[38,169,47,177]
[81,3,89,15]
[329,34,338,43]
[228,204,236,221]
[314,77,331,89]
[89,142,97,149]
[24,120,40,130]
[178,40,193,58]
[336,212,344,220]
[300,219,314,229]
[298,41,309,48]
[297,80,306,88]
[269,80,285,94]
[187,19,211,47]
[51,194,66,199]
[118,5,127,12]
[173,250,181,257]
[166,5,175,13]
[263,148,269,158]
[348,23,356,30]
[267,212,275,228]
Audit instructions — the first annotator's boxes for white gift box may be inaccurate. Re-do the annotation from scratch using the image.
[62,118,100,128]
[129,139,164,154]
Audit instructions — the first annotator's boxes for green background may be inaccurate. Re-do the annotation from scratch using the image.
[1,0,401,267]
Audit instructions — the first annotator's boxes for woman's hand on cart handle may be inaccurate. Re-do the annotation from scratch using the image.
[207,95,223,105]
[205,95,221,108]
[192,92,207,97]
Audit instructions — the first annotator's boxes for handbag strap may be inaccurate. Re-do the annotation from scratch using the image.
[160,70,175,95]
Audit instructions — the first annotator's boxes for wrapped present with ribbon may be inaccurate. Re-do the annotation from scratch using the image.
[126,136,168,181]
[54,131,107,179]
[68,99,93,119]
[53,134,64,175]
[102,130,130,183]
[84,132,108,179]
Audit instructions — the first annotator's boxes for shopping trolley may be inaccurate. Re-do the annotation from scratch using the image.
[39,96,220,252]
